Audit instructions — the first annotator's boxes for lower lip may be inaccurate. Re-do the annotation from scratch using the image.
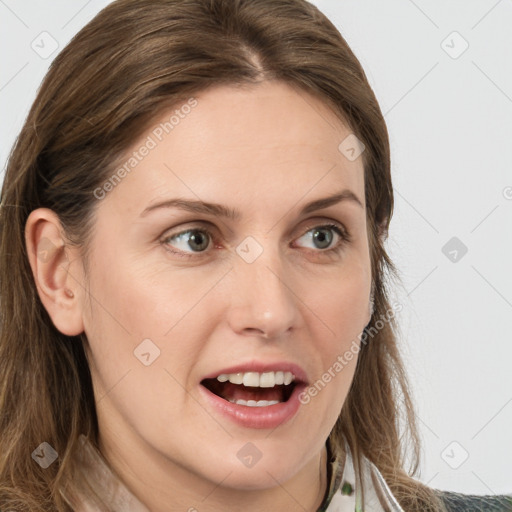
[198,383,307,429]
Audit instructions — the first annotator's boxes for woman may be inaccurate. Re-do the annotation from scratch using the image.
[0,0,510,510]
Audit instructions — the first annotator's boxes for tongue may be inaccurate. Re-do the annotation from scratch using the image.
[220,382,284,402]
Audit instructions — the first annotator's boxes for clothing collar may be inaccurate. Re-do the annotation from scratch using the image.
[319,439,405,512]
[61,435,404,512]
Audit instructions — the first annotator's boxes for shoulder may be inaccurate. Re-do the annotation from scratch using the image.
[436,489,512,511]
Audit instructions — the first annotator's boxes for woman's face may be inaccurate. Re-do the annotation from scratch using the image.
[76,80,372,493]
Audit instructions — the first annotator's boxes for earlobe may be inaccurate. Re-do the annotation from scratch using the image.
[25,208,84,336]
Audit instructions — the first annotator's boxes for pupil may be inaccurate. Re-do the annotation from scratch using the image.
[313,228,332,249]
[189,231,209,251]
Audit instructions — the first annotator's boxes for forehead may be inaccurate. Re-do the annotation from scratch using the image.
[172,80,357,164]
[101,80,365,216]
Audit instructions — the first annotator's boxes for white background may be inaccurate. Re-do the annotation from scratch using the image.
[1,0,511,495]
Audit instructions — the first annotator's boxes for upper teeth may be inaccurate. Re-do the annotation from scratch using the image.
[216,371,295,387]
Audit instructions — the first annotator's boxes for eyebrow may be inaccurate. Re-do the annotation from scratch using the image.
[140,189,363,219]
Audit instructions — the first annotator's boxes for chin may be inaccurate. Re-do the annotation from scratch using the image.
[216,461,298,490]
[192,439,311,490]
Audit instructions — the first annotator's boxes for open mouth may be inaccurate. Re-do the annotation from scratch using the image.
[201,371,297,407]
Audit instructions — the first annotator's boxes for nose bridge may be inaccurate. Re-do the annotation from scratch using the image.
[227,236,299,338]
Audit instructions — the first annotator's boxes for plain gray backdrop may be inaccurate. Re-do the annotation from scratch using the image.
[1,0,511,495]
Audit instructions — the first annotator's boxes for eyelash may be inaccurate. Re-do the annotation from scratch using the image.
[160,222,352,260]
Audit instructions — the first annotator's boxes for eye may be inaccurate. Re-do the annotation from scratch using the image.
[294,223,350,254]
[161,222,351,259]
[162,227,214,256]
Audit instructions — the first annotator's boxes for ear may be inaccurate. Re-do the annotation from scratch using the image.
[25,208,85,336]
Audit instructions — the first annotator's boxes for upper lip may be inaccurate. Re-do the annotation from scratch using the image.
[201,361,309,384]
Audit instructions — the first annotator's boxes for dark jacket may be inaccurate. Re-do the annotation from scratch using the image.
[437,490,512,511]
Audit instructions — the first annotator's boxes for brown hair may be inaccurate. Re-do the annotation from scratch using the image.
[0,0,443,510]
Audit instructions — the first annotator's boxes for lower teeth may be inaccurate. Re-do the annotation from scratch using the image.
[228,399,280,407]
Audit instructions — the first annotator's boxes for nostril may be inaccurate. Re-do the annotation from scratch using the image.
[243,328,269,339]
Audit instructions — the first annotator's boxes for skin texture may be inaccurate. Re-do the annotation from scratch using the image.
[25,80,372,512]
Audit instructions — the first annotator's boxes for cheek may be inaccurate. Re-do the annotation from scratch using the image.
[85,249,217,339]
[305,263,370,346]
[81,250,229,398]
[297,264,369,411]
[81,259,210,439]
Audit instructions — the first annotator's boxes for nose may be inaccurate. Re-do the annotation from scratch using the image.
[226,247,301,340]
